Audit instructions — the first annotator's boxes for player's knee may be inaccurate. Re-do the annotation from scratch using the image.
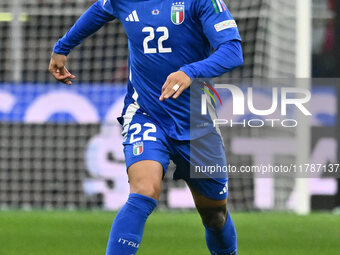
[128,161,163,200]
[198,205,227,230]
[130,182,161,200]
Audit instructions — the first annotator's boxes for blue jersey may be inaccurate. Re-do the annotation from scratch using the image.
[99,0,241,140]
[55,0,242,140]
[53,0,241,205]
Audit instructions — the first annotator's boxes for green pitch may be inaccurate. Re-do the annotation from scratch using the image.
[0,211,339,255]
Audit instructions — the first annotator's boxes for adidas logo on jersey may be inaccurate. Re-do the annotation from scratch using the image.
[125,10,139,22]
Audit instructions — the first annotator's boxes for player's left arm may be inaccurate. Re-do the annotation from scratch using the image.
[160,0,243,101]
[49,0,116,84]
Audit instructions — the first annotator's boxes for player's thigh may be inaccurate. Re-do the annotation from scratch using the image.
[122,113,171,200]
[173,130,229,227]
[173,130,229,201]
[128,160,163,200]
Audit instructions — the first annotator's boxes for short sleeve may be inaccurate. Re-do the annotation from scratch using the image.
[97,0,117,18]
[196,0,241,49]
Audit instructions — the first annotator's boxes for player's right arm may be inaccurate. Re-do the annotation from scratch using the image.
[160,0,243,101]
[49,0,116,84]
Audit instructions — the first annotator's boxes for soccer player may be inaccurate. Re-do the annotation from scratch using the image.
[49,0,243,254]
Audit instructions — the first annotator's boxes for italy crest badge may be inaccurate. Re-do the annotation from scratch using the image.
[133,142,144,156]
[171,2,185,25]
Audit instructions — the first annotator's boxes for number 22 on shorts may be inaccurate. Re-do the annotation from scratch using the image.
[129,123,157,143]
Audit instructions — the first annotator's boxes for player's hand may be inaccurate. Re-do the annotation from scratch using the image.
[159,71,192,101]
[48,53,75,85]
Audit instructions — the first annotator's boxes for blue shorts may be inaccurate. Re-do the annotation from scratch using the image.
[121,112,228,200]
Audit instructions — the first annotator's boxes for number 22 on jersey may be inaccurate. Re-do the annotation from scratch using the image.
[142,26,172,54]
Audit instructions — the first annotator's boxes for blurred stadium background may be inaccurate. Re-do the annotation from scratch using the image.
[0,0,340,254]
